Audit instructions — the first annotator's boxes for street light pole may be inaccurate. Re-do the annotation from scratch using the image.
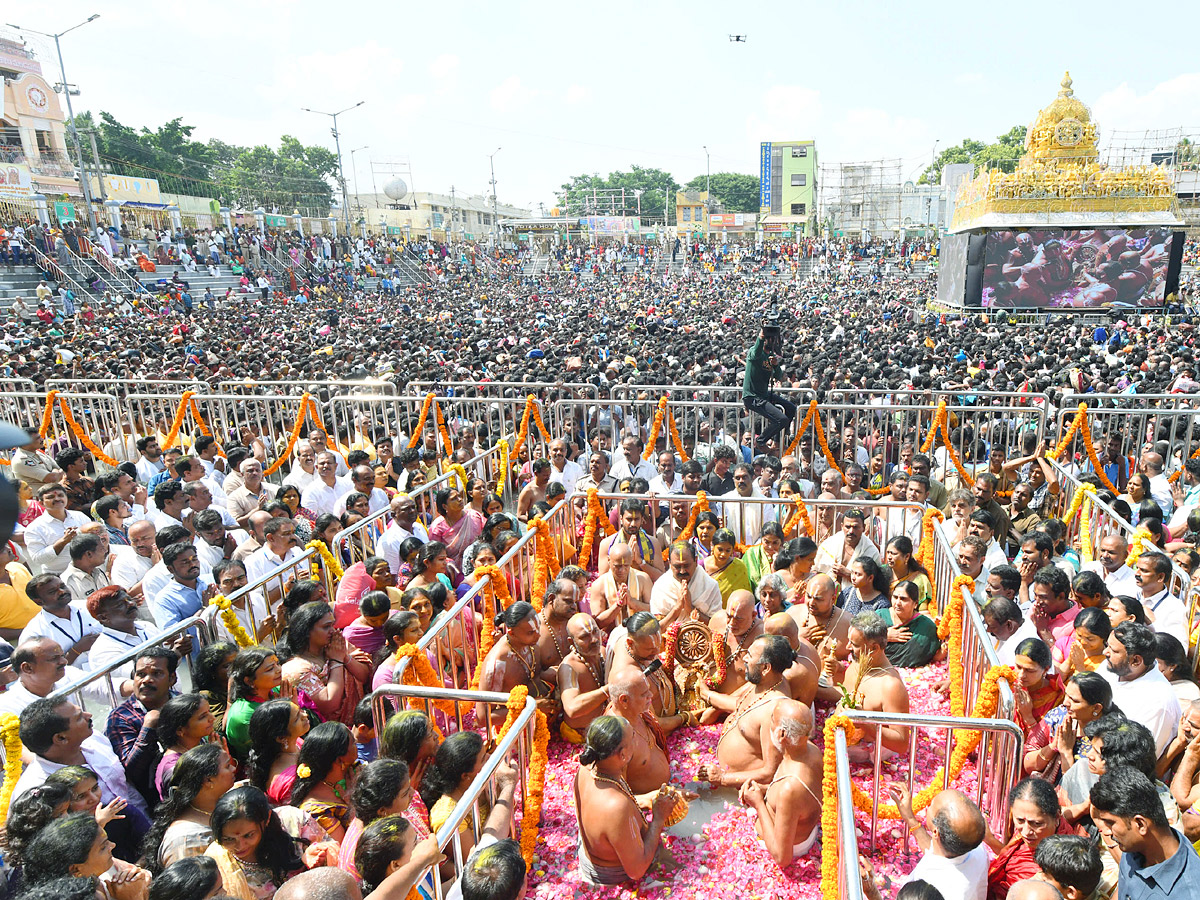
[703,145,710,197]
[301,101,364,235]
[488,147,501,246]
[349,145,368,224]
[11,15,101,232]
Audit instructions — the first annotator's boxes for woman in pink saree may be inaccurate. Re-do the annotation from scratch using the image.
[428,487,485,571]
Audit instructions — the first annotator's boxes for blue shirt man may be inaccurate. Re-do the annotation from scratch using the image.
[154,542,213,656]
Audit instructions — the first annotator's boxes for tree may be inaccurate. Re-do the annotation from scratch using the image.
[919,126,1026,184]
[684,172,760,212]
[557,166,682,222]
[77,110,339,214]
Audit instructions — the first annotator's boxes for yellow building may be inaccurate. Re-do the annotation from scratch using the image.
[676,190,709,236]
[0,36,78,209]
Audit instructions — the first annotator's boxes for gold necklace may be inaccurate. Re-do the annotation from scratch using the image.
[720,685,783,739]
[594,772,638,805]
[511,644,535,679]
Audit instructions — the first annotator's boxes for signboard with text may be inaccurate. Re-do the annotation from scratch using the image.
[759,142,772,214]
[264,214,288,227]
[0,163,33,201]
[54,201,76,222]
[90,173,161,205]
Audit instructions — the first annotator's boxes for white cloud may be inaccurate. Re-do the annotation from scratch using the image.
[743,85,824,142]
[490,76,534,113]
[565,84,591,105]
[1093,74,1200,133]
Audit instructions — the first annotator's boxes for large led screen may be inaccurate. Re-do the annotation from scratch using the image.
[981,228,1176,309]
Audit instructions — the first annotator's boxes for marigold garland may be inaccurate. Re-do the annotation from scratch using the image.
[394,643,460,719]
[493,685,551,868]
[1125,525,1154,568]
[916,507,945,600]
[433,400,454,457]
[468,565,514,691]
[445,462,469,492]
[782,497,814,538]
[407,393,436,449]
[666,406,689,463]
[495,438,510,498]
[528,516,557,609]
[1080,493,1095,564]
[919,403,946,456]
[507,395,552,465]
[306,538,345,581]
[1076,411,1120,493]
[781,399,818,460]
[936,574,975,719]
[264,393,318,476]
[642,397,669,460]
[0,712,24,826]
[57,400,121,467]
[819,713,859,898]
[678,490,710,542]
[1060,482,1096,529]
[1047,403,1086,464]
[160,389,198,451]
[37,389,60,439]
[208,593,255,648]
[706,632,728,688]
[577,488,615,567]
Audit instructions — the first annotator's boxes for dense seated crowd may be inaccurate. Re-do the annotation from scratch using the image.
[0,222,1198,899]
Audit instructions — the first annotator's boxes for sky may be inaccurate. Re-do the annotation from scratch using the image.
[10,0,1200,212]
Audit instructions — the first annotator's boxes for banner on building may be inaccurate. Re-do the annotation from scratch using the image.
[264,214,288,227]
[90,174,162,205]
[760,143,772,214]
[580,216,640,235]
[387,226,404,235]
[0,163,33,200]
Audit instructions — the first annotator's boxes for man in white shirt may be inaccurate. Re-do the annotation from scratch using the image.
[377,494,428,576]
[981,593,1038,667]
[608,435,657,484]
[19,574,103,668]
[966,510,1009,571]
[719,463,775,545]
[110,520,158,601]
[183,481,238,529]
[893,785,989,900]
[548,439,584,496]
[302,451,353,516]
[333,466,388,517]
[1098,621,1182,756]
[1082,534,1138,597]
[813,509,881,592]
[650,542,723,626]
[1143,452,1174,519]
[647,450,682,496]
[307,430,349,476]
[244,518,305,601]
[150,480,191,532]
[24,483,93,575]
[85,587,162,678]
[14,697,152,835]
[1133,551,1189,645]
[177,455,229,508]
[284,443,318,492]
[0,638,90,716]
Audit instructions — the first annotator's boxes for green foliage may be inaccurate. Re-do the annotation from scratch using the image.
[78,110,337,214]
[919,126,1027,184]
[1176,138,1199,166]
[683,172,760,213]
[557,166,681,222]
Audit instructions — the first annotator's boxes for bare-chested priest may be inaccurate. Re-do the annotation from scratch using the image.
[705,589,764,697]
[608,612,691,732]
[817,611,910,762]
[478,601,555,728]
[573,715,679,886]
[536,577,579,681]
[588,542,653,633]
[764,612,819,706]
[597,499,665,583]
[789,573,851,656]
[604,667,673,795]
[558,613,609,742]
[738,699,823,867]
[696,634,792,789]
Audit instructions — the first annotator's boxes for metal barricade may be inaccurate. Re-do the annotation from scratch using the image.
[324,394,451,464]
[0,391,125,468]
[843,708,1024,852]
[1057,393,1200,485]
[48,610,218,714]
[229,546,330,643]
[371,684,536,893]
[833,727,866,900]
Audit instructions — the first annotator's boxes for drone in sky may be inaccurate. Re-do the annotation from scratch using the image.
[729,34,747,42]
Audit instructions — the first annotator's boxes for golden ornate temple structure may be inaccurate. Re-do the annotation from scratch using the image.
[949,73,1185,232]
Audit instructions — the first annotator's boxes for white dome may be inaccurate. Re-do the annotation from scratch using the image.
[383,177,409,201]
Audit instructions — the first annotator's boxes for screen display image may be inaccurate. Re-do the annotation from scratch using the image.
[981,228,1175,309]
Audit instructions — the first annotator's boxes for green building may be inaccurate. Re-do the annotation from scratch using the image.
[759,140,818,238]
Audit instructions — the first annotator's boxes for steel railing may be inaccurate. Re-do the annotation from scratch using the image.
[833,726,866,900]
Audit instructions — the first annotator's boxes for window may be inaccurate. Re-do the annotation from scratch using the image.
[682,207,692,222]
[851,204,862,218]
[791,146,808,158]
[790,203,806,216]
[790,174,806,187]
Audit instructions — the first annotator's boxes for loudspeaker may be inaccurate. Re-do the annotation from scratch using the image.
[1165,231,1185,299]
[964,233,987,306]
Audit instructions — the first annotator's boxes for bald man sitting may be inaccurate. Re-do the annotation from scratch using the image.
[889,784,988,900]
[274,844,443,900]
[738,699,823,867]
[705,590,764,696]
[604,667,673,794]
[558,613,609,742]
[764,613,819,706]
[588,542,653,633]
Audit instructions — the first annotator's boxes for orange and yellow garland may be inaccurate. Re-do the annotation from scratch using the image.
[677,490,710,542]
[0,712,23,826]
[642,397,670,461]
[394,643,460,722]
[468,565,514,691]
[407,394,436,449]
[782,497,814,538]
[263,393,322,476]
[527,516,558,609]
[916,507,945,600]
[507,395,552,465]
[306,538,346,582]
[495,438,510,498]
[493,685,551,868]
[433,399,454,457]
[208,593,255,648]
[577,488,616,566]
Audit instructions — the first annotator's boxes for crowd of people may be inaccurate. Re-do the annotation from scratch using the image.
[0,219,1197,900]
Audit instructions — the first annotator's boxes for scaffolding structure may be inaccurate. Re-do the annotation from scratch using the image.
[818,159,907,238]
[1100,127,1200,170]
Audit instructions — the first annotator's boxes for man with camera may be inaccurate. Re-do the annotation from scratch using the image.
[742,317,797,449]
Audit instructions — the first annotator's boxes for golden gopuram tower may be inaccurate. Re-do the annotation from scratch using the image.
[950,72,1185,232]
